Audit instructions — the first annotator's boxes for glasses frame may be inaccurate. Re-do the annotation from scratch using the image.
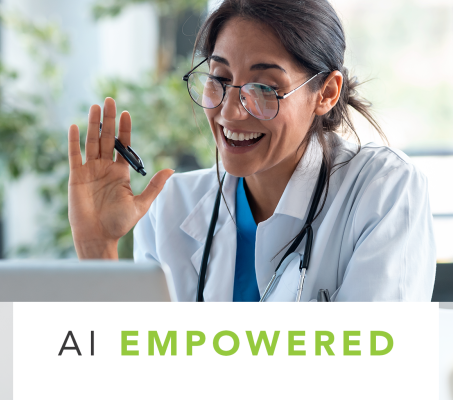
[183,57,327,121]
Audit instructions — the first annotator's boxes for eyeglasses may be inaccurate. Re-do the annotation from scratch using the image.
[183,58,326,121]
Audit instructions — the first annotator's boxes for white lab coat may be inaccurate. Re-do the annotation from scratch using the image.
[134,134,436,301]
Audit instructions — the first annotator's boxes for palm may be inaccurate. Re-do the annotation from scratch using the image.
[70,158,137,240]
[68,98,174,258]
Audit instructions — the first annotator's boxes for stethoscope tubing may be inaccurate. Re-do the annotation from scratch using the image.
[196,173,226,302]
[196,159,327,302]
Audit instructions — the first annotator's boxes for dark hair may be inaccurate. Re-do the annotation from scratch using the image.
[193,0,386,223]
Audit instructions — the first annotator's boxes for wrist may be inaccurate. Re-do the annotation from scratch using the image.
[74,238,119,260]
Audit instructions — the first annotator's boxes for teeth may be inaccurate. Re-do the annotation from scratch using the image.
[223,127,263,142]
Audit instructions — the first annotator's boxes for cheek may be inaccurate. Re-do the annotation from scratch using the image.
[269,109,312,156]
[282,102,313,138]
[204,108,219,133]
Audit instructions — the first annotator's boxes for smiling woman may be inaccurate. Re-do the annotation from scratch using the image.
[68,0,436,302]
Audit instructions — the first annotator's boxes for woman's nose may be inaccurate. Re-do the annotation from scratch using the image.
[221,86,250,121]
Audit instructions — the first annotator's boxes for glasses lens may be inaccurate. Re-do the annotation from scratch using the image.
[187,73,224,109]
[240,84,279,120]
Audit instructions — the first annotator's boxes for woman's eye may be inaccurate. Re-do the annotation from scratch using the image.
[210,74,231,82]
[257,83,279,91]
[261,85,279,92]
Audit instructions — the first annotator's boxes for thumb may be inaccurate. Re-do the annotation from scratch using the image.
[135,169,175,214]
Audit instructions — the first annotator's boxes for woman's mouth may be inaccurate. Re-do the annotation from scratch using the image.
[222,127,265,147]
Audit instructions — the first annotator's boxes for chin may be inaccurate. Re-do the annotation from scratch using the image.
[218,156,258,178]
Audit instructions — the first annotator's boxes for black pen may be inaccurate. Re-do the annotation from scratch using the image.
[99,122,147,176]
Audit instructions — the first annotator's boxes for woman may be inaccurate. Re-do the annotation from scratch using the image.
[68,0,436,301]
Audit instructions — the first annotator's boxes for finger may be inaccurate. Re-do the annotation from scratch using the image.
[135,169,175,214]
[115,111,132,164]
[85,104,101,161]
[100,97,117,160]
[68,124,82,170]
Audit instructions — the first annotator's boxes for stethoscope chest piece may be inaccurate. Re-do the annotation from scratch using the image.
[259,252,303,302]
[295,265,307,302]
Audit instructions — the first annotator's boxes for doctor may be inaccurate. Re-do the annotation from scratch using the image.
[68,0,436,301]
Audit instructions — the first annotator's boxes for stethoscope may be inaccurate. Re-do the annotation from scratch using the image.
[196,159,327,302]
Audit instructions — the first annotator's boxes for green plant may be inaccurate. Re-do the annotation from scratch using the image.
[0,11,70,256]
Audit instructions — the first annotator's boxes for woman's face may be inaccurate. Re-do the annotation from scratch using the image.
[205,17,321,178]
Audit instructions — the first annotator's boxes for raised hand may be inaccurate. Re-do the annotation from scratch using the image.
[68,97,174,259]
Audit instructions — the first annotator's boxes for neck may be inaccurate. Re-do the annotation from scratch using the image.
[244,145,307,224]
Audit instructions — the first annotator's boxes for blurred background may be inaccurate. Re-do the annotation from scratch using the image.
[440,303,453,400]
[0,0,451,263]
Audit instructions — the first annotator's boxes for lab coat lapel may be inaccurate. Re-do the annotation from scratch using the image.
[254,138,323,298]
[180,170,238,302]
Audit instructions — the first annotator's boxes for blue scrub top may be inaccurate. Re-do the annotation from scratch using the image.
[233,177,261,302]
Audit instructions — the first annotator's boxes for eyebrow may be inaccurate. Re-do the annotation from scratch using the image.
[209,55,287,74]
[209,55,229,66]
[250,63,287,74]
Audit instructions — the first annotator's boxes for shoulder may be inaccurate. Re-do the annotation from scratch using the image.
[331,139,431,236]
[326,135,431,232]
[164,164,221,192]
[155,164,222,211]
[331,134,427,187]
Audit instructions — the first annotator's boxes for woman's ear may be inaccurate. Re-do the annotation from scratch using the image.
[314,71,343,116]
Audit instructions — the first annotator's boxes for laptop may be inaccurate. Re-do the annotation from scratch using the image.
[0,260,176,301]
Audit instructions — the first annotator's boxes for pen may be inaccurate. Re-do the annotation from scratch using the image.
[317,289,331,302]
[99,122,147,176]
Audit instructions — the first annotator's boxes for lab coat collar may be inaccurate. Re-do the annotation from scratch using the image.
[180,136,322,245]
[180,165,237,244]
[274,136,323,221]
